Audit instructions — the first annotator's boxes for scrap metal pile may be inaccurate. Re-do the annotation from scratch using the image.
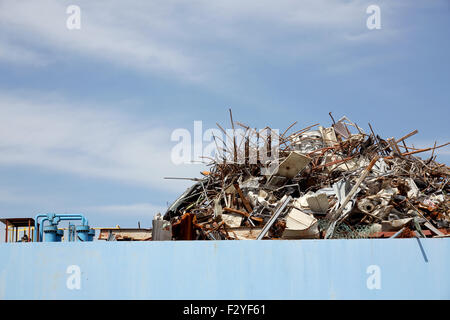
[156,113,450,240]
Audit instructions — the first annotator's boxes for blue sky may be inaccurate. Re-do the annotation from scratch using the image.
[0,0,449,236]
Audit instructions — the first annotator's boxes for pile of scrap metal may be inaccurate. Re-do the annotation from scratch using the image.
[157,112,450,241]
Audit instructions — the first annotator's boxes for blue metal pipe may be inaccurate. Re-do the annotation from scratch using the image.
[49,214,89,226]
[34,214,89,242]
[38,217,50,242]
[34,214,48,242]
[58,216,88,224]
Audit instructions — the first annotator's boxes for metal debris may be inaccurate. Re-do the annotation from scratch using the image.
[160,113,449,240]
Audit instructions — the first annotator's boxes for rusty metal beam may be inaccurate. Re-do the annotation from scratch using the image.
[233,183,253,214]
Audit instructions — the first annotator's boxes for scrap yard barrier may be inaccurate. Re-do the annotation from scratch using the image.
[0,238,449,299]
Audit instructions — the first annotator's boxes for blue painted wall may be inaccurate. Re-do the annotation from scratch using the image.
[0,238,448,300]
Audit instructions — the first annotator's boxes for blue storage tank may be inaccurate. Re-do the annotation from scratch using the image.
[43,225,59,242]
[76,225,90,242]
[88,228,96,241]
[56,229,64,242]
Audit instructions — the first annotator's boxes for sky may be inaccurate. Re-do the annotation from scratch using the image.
[0,0,449,238]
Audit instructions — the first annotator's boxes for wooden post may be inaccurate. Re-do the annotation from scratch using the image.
[5,220,8,243]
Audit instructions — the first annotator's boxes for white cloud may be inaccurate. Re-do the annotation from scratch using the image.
[0,187,33,204]
[0,41,49,66]
[0,91,205,193]
[0,0,413,81]
[0,0,202,82]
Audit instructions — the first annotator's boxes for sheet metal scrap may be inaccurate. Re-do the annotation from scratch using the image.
[161,113,450,240]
